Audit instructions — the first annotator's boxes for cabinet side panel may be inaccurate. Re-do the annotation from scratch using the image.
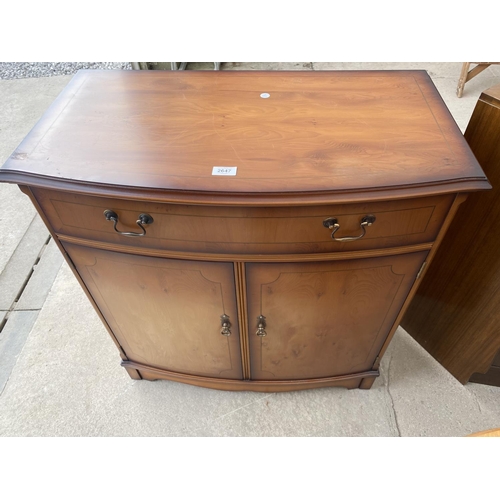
[402,98,500,384]
[19,186,130,362]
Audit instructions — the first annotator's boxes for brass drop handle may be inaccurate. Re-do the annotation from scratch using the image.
[323,215,376,242]
[220,314,231,336]
[104,209,154,237]
[256,315,267,337]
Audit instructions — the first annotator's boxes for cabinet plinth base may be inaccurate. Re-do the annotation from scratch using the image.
[121,361,379,392]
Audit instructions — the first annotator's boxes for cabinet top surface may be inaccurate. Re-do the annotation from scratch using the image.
[0,70,489,204]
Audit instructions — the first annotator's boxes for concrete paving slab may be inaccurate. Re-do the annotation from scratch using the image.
[431,74,500,131]
[187,383,398,437]
[0,75,73,163]
[466,382,500,434]
[489,64,500,77]
[0,75,72,276]
[0,215,49,310]
[0,310,39,395]
[312,62,463,74]
[92,363,399,437]
[15,238,63,311]
[164,62,314,71]
[0,186,36,276]
[381,328,500,436]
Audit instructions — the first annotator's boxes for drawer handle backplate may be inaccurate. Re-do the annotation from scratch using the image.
[104,210,154,237]
[323,215,376,242]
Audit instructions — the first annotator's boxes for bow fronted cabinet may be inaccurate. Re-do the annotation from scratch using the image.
[0,70,489,392]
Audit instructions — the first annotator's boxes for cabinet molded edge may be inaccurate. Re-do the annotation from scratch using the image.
[123,360,378,391]
[3,172,491,206]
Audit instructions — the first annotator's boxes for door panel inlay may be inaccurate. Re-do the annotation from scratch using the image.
[247,253,427,380]
[64,243,242,379]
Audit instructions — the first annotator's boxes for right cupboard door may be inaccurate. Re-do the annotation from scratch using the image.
[246,252,427,380]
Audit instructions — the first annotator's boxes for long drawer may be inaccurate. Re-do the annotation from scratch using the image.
[32,188,454,255]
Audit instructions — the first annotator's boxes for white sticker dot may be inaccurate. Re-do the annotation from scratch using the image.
[260,93,270,98]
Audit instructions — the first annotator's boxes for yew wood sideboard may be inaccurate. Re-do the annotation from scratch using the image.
[0,70,490,392]
[402,83,500,386]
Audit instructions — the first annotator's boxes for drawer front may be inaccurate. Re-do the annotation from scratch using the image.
[32,188,454,254]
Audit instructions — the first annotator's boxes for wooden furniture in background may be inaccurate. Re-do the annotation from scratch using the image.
[456,62,500,97]
[468,428,500,437]
[0,70,489,392]
[402,83,500,386]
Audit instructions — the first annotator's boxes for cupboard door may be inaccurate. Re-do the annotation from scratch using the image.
[64,243,242,379]
[246,252,427,380]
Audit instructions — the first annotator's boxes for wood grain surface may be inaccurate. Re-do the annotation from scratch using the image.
[64,243,243,379]
[401,85,500,385]
[1,72,491,392]
[32,187,454,255]
[125,360,373,391]
[0,70,489,204]
[246,252,427,380]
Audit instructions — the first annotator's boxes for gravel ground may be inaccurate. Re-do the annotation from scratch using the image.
[0,62,132,80]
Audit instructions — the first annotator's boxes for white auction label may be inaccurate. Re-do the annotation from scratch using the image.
[212,166,237,176]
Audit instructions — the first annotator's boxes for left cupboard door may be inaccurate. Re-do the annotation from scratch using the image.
[63,243,243,379]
